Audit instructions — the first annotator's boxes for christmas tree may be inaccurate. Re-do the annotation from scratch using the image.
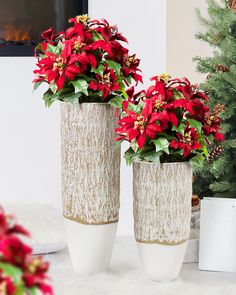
[193,0,236,198]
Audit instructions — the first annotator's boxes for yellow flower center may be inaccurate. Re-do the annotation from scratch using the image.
[73,41,85,53]
[134,116,145,133]
[155,100,165,110]
[28,257,41,273]
[53,57,64,72]
[126,56,136,67]
[76,14,89,24]
[103,73,112,85]
[206,115,215,125]
[183,131,193,144]
[158,73,171,82]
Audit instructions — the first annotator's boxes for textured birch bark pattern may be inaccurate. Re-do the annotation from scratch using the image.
[133,162,192,245]
[61,103,120,224]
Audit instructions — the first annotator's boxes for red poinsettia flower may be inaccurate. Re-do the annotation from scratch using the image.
[115,102,164,148]
[149,76,175,103]
[63,37,97,69]
[34,48,88,90]
[41,28,64,45]
[89,67,120,99]
[90,18,128,43]
[0,207,53,294]
[170,125,202,157]
[0,208,29,238]
[121,54,142,84]
[0,272,16,295]
[168,77,194,99]
[0,236,32,268]
[34,15,142,105]
[91,38,128,60]
[202,114,224,142]
[23,257,53,295]
[145,92,178,127]
[69,14,90,25]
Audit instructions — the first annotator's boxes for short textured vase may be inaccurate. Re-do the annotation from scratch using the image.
[133,161,192,282]
[61,102,120,275]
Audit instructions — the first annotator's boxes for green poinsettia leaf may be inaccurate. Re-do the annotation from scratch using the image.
[92,31,103,41]
[125,75,132,85]
[0,262,23,285]
[28,287,37,295]
[121,86,128,99]
[14,286,26,295]
[199,137,209,157]
[128,100,145,113]
[142,150,162,163]
[106,60,122,75]
[151,137,170,154]
[43,90,57,107]
[33,81,43,92]
[172,122,185,135]
[109,96,124,108]
[172,88,183,99]
[188,118,202,134]
[49,81,58,94]
[59,91,82,104]
[46,43,61,55]
[124,147,137,165]
[91,64,104,77]
[71,79,89,95]
[131,140,139,153]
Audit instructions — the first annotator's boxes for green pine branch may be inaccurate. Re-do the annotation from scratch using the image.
[193,0,236,198]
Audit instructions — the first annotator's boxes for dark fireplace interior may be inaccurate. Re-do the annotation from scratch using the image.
[0,0,88,56]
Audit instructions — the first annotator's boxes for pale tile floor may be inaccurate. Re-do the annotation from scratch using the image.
[46,236,236,295]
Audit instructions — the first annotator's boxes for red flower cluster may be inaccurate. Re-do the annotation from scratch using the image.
[115,74,224,163]
[0,207,53,295]
[33,15,142,105]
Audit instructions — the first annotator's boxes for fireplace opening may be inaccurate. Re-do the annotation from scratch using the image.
[0,0,88,56]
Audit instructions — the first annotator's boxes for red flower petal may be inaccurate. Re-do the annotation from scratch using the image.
[169,112,178,127]
[136,134,146,149]
[55,75,65,90]
[89,81,99,91]
[87,53,97,68]
[214,132,224,142]
[170,140,179,149]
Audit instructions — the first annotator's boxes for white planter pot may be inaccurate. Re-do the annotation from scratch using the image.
[199,198,236,272]
[133,161,192,281]
[61,103,120,275]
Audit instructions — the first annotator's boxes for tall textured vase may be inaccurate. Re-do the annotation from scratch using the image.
[133,161,192,281]
[61,103,120,275]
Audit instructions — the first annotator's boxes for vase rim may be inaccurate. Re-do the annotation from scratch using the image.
[61,101,109,105]
[133,160,191,166]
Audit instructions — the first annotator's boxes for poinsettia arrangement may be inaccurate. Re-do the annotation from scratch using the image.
[114,74,224,165]
[0,207,53,295]
[33,15,142,106]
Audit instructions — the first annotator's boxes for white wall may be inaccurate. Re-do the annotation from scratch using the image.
[166,0,212,83]
[0,58,61,208]
[0,0,166,235]
[89,0,166,235]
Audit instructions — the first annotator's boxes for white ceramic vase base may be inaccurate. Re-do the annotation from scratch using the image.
[64,218,118,276]
[137,241,188,282]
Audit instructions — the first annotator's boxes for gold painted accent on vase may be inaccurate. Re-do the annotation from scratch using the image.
[61,102,120,224]
[63,214,119,225]
[135,238,188,246]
